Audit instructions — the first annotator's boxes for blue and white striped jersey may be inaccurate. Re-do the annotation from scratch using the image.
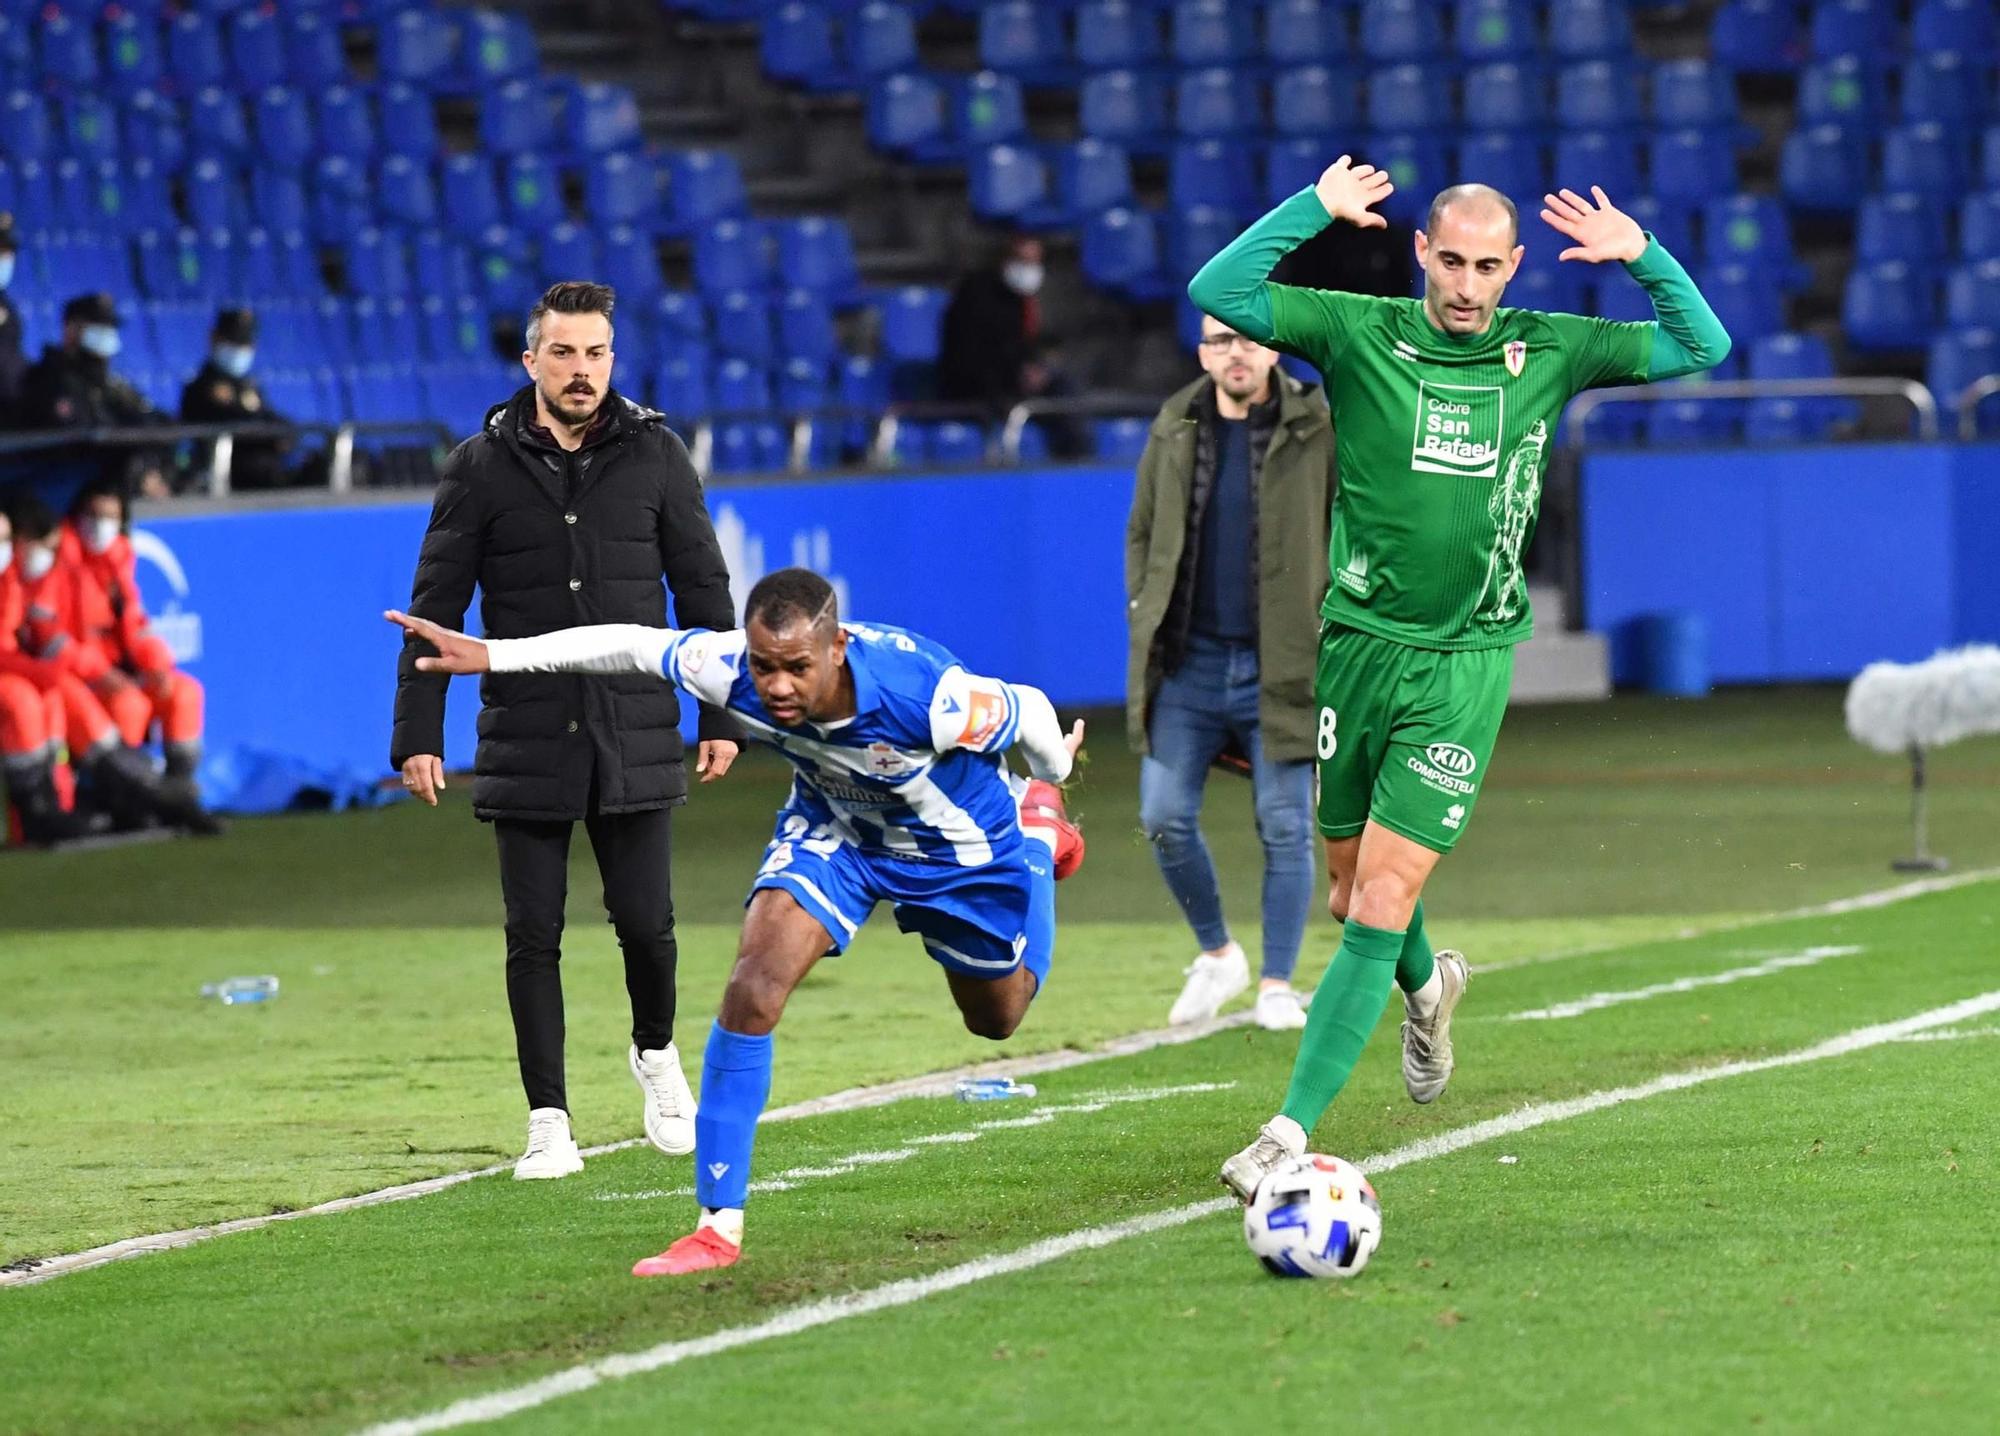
[660,622,1028,867]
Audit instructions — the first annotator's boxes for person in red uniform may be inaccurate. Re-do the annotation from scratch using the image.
[0,506,92,844]
[62,479,206,791]
[8,495,219,835]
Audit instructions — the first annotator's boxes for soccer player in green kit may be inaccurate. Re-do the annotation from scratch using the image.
[1190,158,1732,1200]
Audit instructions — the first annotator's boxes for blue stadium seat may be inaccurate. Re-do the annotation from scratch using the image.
[599,223,661,302]
[102,158,169,233]
[776,355,829,416]
[345,227,410,296]
[1176,67,1253,136]
[252,169,307,233]
[763,3,836,86]
[1166,203,1238,282]
[712,420,787,475]
[1883,122,1970,198]
[978,0,1061,77]
[48,159,91,232]
[1644,130,1735,205]
[1553,130,1639,199]
[1548,0,1632,60]
[104,13,163,90]
[1843,260,1937,350]
[1080,70,1166,146]
[378,9,451,87]
[122,90,185,171]
[1913,0,1996,62]
[773,215,858,298]
[927,421,986,465]
[838,352,887,446]
[1265,136,1324,204]
[1456,0,1538,61]
[1272,65,1356,135]
[866,71,946,155]
[1927,327,2000,413]
[411,230,472,300]
[1081,205,1161,292]
[1710,0,1801,75]
[1360,0,1443,63]
[776,287,837,363]
[1056,138,1133,218]
[1808,0,1899,64]
[1699,262,1784,341]
[285,12,346,92]
[1962,191,2000,261]
[167,11,227,92]
[958,70,1027,148]
[459,10,540,87]
[850,1,919,77]
[1622,194,1692,260]
[1701,194,1802,285]
[1263,0,1341,64]
[438,155,502,238]
[1170,138,1257,216]
[1366,133,1451,224]
[1076,1,1160,69]
[655,290,708,341]
[503,153,564,229]
[1646,396,1738,448]
[317,85,374,161]
[0,89,46,162]
[1092,417,1151,462]
[881,285,948,363]
[1946,259,2000,329]
[189,87,249,158]
[1172,0,1252,67]
[480,79,551,156]
[230,9,286,91]
[1651,59,1736,133]
[254,87,314,169]
[694,217,769,295]
[1367,64,1449,132]
[1748,330,1834,382]
[0,157,48,234]
[134,226,197,300]
[713,356,772,413]
[186,155,242,230]
[1464,62,1543,131]
[582,150,658,226]
[1798,56,1885,129]
[1855,191,1947,266]
[60,95,117,164]
[473,225,539,310]
[379,84,439,160]
[970,142,1048,220]
[575,83,641,154]
[37,12,95,88]
[1780,125,1867,211]
[1556,61,1638,130]
[667,149,749,230]
[272,229,323,299]
[1899,53,1986,126]
[1459,132,1543,202]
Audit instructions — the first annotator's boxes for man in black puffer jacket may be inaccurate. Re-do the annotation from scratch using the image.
[390,281,743,1181]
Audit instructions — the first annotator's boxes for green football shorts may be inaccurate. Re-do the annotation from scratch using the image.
[1313,623,1514,854]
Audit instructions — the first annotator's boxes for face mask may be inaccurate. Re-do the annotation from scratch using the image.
[23,545,55,581]
[83,516,120,554]
[0,541,11,573]
[215,344,254,378]
[1002,260,1044,297]
[81,324,121,359]
[0,255,15,289]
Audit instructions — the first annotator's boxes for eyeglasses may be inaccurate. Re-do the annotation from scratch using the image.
[1198,334,1262,353]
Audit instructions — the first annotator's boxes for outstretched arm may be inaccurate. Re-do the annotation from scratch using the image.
[387,612,678,679]
[1542,186,1732,380]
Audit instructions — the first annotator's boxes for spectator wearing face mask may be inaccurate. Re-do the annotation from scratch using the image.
[0,503,94,845]
[60,480,209,807]
[0,214,25,414]
[5,494,218,836]
[938,235,1087,457]
[17,293,164,432]
[180,307,295,490]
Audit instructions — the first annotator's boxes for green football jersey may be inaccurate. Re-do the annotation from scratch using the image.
[1268,288,1651,650]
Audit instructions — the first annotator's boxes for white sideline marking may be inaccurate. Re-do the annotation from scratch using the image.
[9,870,1994,1290]
[1503,945,1862,1021]
[1892,1025,2000,1044]
[356,988,2000,1436]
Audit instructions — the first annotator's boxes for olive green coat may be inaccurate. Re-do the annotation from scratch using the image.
[1124,372,1336,761]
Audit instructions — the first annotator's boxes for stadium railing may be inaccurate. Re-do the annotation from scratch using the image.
[0,420,461,497]
[1955,375,2000,439]
[1562,377,1943,445]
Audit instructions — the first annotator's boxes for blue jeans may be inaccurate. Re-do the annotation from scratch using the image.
[1138,636,1315,983]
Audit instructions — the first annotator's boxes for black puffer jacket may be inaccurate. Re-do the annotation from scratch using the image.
[390,386,742,821]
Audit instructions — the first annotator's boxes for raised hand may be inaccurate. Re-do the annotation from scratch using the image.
[386,609,491,675]
[1541,186,1648,264]
[1314,155,1395,230]
[1062,718,1086,761]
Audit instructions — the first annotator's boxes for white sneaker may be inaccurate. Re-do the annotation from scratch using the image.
[514,1106,584,1180]
[630,1042,696,1155]
[1220,1115,1306,1203]
[1401,950,1471,1105]
[1168,942,1250,1025]
[1253,986,1308,1031]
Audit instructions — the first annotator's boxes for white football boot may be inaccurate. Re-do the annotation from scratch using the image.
[1220,1115,1306,1203]
[1168,941,1250,1025]
[630,1042,697,1155]
[514,1106,584,1180]
[1400,950,1470,1105]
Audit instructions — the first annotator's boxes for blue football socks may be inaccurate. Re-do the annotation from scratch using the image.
[694,1020,773,1211]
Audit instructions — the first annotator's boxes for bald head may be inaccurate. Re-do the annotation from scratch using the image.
[1426,184,1519,245]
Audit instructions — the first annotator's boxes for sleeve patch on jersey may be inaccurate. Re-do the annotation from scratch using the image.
[959,687,1008,748]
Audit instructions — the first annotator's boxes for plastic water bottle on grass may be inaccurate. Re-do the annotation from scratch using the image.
[201,976,279,1005]
[954,1076,1036,1101]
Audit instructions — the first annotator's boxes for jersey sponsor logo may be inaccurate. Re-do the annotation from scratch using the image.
[1392,339,1419,362]
[1442,803,1466,830]
[959,686,1007,747]
[680,635,709,674]
[1411,380,1505,478]
[1504,340,1527,377]
[1406,753,1477,797]
[1425,742,1477,778]
[1336,548,1370,596]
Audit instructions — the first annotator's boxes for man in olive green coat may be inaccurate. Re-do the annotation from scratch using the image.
[1126,315,1336,1031]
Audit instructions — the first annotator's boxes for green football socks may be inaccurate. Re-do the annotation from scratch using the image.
[1279,920,1404,1131]
[1397,901,1436,995]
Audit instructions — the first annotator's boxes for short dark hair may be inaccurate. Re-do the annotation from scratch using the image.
[1425,184,1519,244]
[68,476,128,522]
[525,281,615,353]
[744,568,838,635]
[9,493,57,542]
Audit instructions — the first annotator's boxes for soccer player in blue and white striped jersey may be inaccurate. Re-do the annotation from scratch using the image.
[387,567,1084,1276]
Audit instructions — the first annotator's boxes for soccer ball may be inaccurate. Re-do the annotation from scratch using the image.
[1243,1153,1382,1279]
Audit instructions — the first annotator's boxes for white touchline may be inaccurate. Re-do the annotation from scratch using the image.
[355,987,2000,1436]
[1502,945,1863,1022]
[1892,1025,2000,1044]
[8,871,1994,1289]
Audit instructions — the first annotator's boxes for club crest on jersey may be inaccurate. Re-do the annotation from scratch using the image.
[865,742,915,777]
[1504,340,1527,377]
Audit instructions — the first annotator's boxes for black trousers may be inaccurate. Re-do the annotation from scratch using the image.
[493,803,678,1112]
